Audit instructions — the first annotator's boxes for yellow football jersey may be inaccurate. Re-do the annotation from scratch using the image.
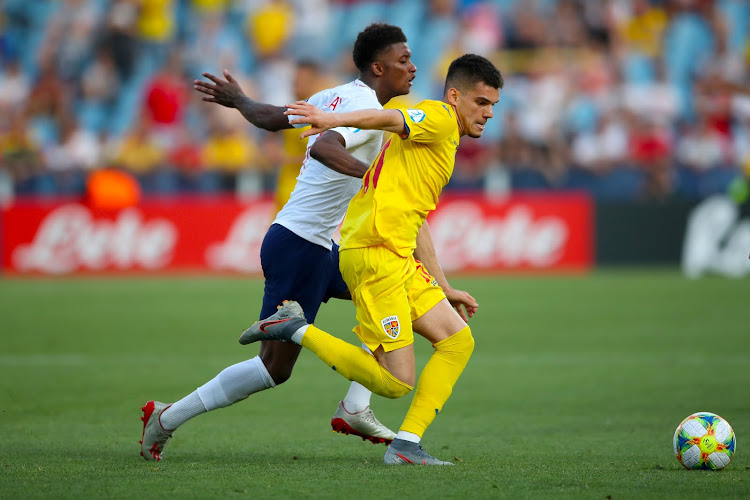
[274,127,309,214]
[340,100,460,257]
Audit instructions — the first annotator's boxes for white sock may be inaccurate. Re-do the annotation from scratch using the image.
[159,391,205,431]
[160,357,275,431]
[196,356,276,411]
[342,343,374,413]
[290,325,309,344]
[395,431,421,444]
[159,356,276,430]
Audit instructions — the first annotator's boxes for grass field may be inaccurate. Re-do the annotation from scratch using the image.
[0,271,748,499]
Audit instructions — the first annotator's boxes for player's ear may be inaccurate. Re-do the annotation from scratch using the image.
[371,61,384,77]
[446,87,459,106]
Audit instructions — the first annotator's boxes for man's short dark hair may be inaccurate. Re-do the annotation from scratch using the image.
[352,23,407,73]
[444,54,504,94]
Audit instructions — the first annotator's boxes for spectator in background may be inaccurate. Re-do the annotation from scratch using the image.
[571,110,629,174]
[102,0,139,82]
[497,112,533,170]
[184,10,242,78]
[247,0,296,105]
[143,48,188,148]
[112,116,167,186]
[676,112,730,172]
[263,60,324,214]
[201,117,260,192]
[615,0,668,61]
[288,0,331,59]
[0,59,30,113]
[629,115,674,199]
[168,124,204,190]
[2,0,748,201]
[136,0,177,74]
[78,46,122,133]
[0,110,41,187]
[41,116,100,195]
[26,58,71,147]
[39,0,101,82]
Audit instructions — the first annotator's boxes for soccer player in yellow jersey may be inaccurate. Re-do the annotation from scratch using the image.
[241,54,503,465]
[272,61,322,214]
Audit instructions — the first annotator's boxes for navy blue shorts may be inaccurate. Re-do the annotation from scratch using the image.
[259,223,349,324]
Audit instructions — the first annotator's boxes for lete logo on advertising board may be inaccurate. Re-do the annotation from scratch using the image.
[10,204,177,273]
[428,194,592,272]
[1,194,592,274]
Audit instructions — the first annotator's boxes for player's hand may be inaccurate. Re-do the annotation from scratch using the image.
[194,70,245,108]
[444,287,478,323]
[285,101,336,138]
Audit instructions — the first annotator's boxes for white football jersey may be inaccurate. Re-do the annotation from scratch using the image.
[273,79,384,249]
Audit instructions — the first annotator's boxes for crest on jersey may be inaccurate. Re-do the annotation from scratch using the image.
[381,315,400,339]
[406,109,426,123]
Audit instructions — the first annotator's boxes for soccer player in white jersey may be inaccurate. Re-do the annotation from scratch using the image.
[140,24,477,462]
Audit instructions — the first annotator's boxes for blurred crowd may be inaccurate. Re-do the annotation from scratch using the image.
[0,0,748,203]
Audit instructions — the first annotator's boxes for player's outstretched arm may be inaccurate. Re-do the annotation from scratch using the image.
[286,101,405,139]
[194,70,292,131]
[310,131,370,178]
[414,222,478,322]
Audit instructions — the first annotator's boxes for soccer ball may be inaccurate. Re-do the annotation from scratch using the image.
[673,412,736,470]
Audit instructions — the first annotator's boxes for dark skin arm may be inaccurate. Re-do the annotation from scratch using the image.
[310,131,370,178]
[194,70,292,131]
[194,70,371,179]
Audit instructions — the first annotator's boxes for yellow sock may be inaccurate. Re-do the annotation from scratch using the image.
[301,326,412,399]
[399,326,475,437]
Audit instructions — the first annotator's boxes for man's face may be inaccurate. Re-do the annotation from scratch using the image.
[293,66,320,101]
[452,82,500,138]
[378,42,417,97]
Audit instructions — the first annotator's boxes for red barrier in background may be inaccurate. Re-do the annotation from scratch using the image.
[1,193,593,275]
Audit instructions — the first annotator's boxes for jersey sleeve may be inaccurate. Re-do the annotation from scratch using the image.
[329,94,382,148]
[287,90,328,129]
[331,126,381,149]
[397,102,455,144]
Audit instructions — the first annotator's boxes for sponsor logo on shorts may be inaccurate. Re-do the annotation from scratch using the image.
[381,315,400,339]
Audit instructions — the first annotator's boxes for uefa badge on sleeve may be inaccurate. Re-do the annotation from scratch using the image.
[406,109,425,123]
[381,316,400,339]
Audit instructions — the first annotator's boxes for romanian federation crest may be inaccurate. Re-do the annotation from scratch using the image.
[381,315,400,339]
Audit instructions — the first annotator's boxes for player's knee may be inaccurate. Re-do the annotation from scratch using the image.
[462,327,475,356]
[381,381,412,399]
[267,364,294,385]
[378,370,413,399]
[436,326,474,363]
[260,354,296,385]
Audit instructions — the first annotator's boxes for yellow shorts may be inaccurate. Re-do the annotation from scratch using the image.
[339,245,446,353]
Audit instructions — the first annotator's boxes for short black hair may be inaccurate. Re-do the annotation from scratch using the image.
[444,54,504,95]
[352,23,407,73]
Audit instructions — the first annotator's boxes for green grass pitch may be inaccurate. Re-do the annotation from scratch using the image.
[0,271,748,498]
